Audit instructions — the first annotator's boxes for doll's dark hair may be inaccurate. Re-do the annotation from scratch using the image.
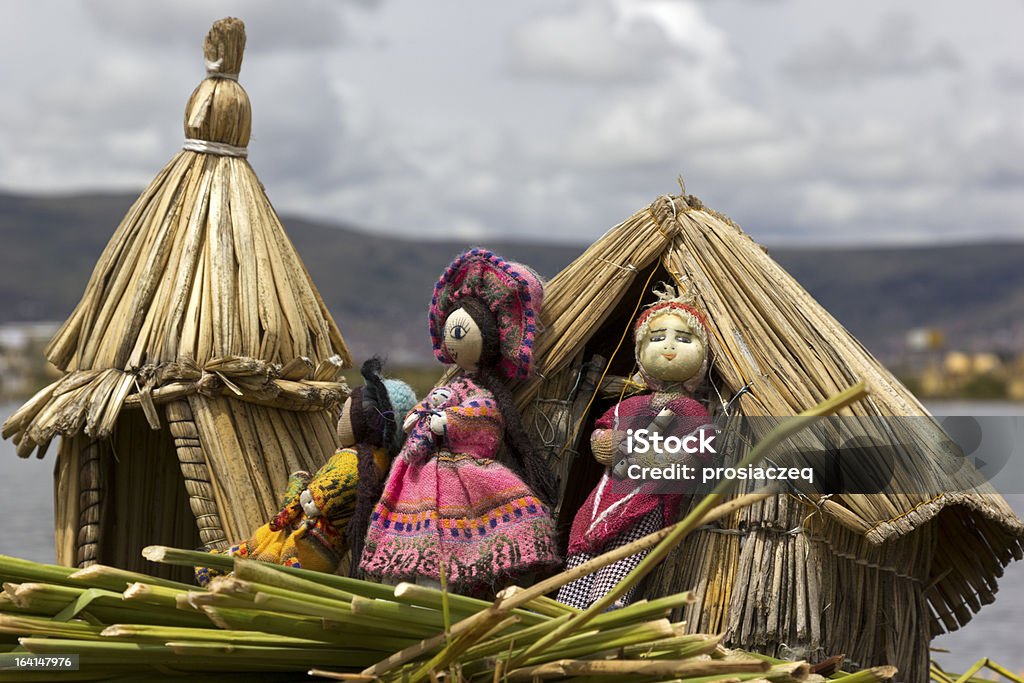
[346,357,397,576]
[459,297,557,506]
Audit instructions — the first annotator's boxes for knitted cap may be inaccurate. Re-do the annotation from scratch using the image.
[634,285,709,345]
[429,248,544,380]
[633,283,710,391]
[382,378,417,432]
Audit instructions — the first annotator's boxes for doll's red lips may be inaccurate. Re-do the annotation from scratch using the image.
[662,353,676,360]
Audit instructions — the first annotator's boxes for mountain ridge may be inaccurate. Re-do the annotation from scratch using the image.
[2,191,1021,363]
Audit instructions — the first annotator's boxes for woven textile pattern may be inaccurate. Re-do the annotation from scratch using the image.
[359,376,560,593]
[556,508,663,610]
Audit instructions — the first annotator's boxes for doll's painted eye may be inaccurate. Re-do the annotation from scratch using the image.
[676,334,691,343]
[450,325,467,341]
[651,334,666,342]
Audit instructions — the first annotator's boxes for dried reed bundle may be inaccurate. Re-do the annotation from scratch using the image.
[0,548,896,682]
[2,18,351,578]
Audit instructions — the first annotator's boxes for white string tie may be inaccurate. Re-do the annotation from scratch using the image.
[597,257,638,274]
[205,58,239,81]
[183,138,248,158]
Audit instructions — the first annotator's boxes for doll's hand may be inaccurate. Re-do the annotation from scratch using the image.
[593,447,614,466]
[645,408,674,433]
[591,428,616,466]
[429,412,448,435]
[299,489,321,519]
[403,411,420,433]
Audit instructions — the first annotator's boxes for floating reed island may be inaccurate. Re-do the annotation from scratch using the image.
[2,18,351,581]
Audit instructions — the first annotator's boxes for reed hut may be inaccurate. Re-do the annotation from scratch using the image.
[517,192,1024,683]
[2,19,351,580]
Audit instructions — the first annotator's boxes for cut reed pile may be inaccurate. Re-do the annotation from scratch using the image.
[0,387,891,682]
[2,17,351,578]
[0,550,894,683]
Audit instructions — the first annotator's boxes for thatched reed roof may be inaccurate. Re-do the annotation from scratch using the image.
[52,19,346,374]
[3,18,351,575]
[4,17,351,457]
[515,192,1023,667]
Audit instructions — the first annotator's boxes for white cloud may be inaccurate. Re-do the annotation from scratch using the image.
[507,2,1023,245]
[508,0,731,82]
[617,1,732,62]
[511,1,755,172]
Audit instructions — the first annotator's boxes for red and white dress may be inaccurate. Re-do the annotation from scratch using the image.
[557,392,712,610]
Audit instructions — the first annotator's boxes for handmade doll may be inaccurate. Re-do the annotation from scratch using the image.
[556,285,715,610]
[196,359,416,585]
[359,248,560,595]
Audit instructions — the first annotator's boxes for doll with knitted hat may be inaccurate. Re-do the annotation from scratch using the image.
[195,359,416,585]
[556,284,715,610]
[358,248,560,595]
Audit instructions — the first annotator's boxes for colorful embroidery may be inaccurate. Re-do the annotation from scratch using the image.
[360,378,560,593]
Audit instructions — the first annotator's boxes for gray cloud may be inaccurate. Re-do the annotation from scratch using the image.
[994,63,1024,91]
[781,13,962,90]
[1,0,1022,247]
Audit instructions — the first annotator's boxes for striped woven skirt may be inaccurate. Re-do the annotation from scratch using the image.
[358,451,559,594]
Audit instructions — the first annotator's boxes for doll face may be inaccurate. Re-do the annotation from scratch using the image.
[637,312,705,383]
[336,397,356,447]
[443,306,483,370]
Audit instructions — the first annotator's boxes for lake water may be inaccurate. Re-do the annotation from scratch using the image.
[1,400,1022,674]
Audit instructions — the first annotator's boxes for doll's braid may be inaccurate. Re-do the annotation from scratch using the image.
[346,441,381,576]
[461,298,557,507]
[345,358,394,576]
[477,365,557,506]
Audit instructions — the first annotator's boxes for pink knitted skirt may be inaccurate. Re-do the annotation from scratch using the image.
[358,451,559,593]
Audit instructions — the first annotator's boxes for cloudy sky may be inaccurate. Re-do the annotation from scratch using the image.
[1,0,1022,245]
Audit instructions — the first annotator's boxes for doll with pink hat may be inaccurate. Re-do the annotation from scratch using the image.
[359,248,559,594]
[556,284,715,610]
